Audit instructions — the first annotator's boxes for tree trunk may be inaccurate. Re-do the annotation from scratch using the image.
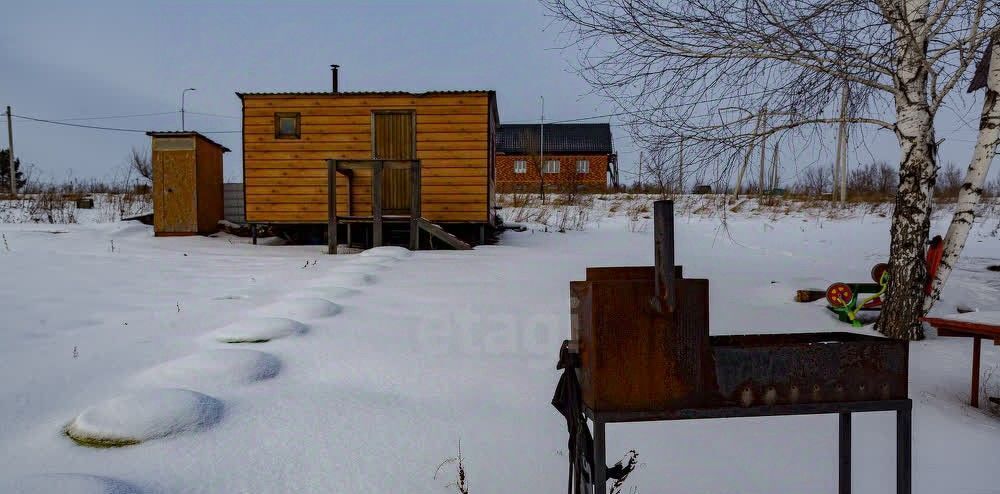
[876,0,935,340]
[925,40,1000,312]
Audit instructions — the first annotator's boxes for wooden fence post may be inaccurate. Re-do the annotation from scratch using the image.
[410,160,421,250]
[372,160,383,247]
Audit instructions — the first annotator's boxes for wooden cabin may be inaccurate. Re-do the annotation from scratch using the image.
[237,85,499,250]
[147,131,229,236]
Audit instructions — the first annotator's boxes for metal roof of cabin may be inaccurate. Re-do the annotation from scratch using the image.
[236,90,499,123]
[146,131,231,153]
[236,90,494,97]
[496,123,613,155]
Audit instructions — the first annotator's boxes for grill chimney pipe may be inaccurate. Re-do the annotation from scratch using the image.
[652,200,676,313]
[331,64,340,93]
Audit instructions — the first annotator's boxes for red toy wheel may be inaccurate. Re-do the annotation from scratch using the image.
[826,283,854,308]
[871,263,889,283]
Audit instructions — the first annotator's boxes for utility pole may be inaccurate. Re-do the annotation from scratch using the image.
[181,88,196,131]
[678,138,685,194]
[758,106,768,198]
[735,108,766,199]
[770,140,780,191]
[539,95,545,203]
[840,125,850,202]
[834,83,850,203]
[637,151,643,191]
[5,106,15,197]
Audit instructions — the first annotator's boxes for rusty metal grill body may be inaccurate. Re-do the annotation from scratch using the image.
[711,332,909,408]
[564,200,911,494]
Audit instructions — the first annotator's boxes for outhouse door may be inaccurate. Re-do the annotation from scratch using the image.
[372,111,415,215]
[152,137,198,233]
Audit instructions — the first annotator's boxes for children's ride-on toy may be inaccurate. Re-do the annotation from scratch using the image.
[825,235,944,327]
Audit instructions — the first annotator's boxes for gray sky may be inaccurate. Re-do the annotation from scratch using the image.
[1,1,993,186]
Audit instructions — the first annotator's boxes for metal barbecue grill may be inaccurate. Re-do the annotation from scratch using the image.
[554,200,911,494]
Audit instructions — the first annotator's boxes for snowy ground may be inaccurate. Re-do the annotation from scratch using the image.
[1,198,998,493]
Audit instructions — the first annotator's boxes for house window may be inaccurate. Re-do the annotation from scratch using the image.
[543,160,560,174]
[576,160,590,174]
[514,160,527,174]
[274,112,301,139]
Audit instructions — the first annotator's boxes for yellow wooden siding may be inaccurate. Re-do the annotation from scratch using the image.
[243,93,490,223]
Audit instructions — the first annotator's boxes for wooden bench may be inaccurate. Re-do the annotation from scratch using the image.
[923,311,1000,408]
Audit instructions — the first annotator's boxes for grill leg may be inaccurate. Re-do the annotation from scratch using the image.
[897,404,912,494]
[593,420,606,494]
[839,412,851,494]
[972,336,982,408]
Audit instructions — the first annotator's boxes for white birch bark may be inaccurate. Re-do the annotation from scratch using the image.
[924,40,1000,312]
[876,0,937,340]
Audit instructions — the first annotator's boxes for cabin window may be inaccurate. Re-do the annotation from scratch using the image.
[514,160,527,174]
[576,160,590,174]
[543,160,560,174]
[274,112,301,139]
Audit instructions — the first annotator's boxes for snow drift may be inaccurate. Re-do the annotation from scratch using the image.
[1,473,143,494]
[209,317,308,343]
[66,389,224,447]
[255,297,342,320]
[359,246,412,259]
[132,349,281,388]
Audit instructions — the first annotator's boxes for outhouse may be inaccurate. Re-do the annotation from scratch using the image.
[147,131,230,236]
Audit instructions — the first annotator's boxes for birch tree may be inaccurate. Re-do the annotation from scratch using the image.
[925,37,1000,311]
[544,0,999,339]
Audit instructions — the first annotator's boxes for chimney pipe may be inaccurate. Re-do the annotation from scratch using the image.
[653,200,676,313]
[331,64,339,93]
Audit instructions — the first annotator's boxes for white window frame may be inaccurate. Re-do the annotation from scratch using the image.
[543,160,560,174]
[576,159,590,174]
[513,160,527,174]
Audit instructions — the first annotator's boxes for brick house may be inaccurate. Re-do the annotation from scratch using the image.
[495,123,616,192]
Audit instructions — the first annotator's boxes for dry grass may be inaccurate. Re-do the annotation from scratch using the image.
[435,440,470,494]
[64,424,142,448]
[982,364,1000,418]
[0,166,151,224]
[496,191,1000,237]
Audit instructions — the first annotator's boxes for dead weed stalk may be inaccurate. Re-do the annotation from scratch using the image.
[434,439,469,494]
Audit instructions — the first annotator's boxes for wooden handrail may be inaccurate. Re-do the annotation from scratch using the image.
[327,159,422,254]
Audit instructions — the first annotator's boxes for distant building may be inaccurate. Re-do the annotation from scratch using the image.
[495,123,616,192]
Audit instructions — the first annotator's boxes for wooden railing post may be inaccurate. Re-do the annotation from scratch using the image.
[410,159,421,250]
[344,169,354,216]
[372,160,383,247]
[327,159,338,254]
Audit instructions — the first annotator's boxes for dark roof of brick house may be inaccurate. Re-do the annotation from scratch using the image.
[496,123,613,155]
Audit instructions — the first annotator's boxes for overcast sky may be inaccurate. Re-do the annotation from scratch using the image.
[1,1,994,186]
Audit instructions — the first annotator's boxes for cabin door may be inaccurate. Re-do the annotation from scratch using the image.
[372,111,415,214]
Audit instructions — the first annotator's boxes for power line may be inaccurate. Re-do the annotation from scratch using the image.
[504,111,628,125]
[503,89,780,125]
[14,114,148,133]
[50,111,177,122]
[12,113,240,134]
[185,110,241,119]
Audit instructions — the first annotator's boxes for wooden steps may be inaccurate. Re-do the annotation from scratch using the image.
[416,218,472,250]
